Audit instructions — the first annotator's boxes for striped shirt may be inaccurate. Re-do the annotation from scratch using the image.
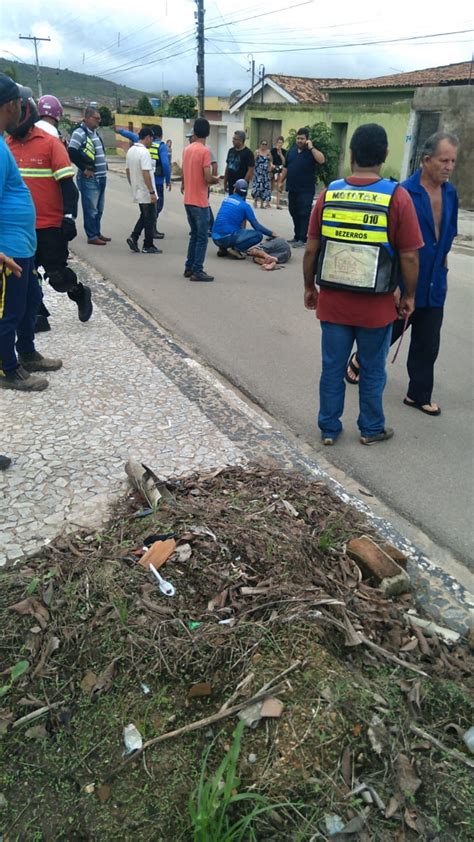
[69,123,107,178]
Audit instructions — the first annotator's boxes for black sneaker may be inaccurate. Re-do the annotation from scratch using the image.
[190,271,214,282]
[35,314,51,333]
[183,268,193,278]
[0,455,12,470]
[142,246,162,254]
[0,365,48,391]
[18,351,63,372]
[77,285,93,323]
[127,237,139,253]
[217,248,228,257]
[153,231,165,239]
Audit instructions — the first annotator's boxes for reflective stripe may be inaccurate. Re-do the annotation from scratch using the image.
[326,189,392,207]
[53,166,75,180]
[19,167,54,178]
[149,145,159,160]
[321,224,389,244]
[322,208,384,226]
[0,265,12,320]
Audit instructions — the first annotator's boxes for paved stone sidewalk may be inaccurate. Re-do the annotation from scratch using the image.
[1,279,244,565]
[1,258,472,633]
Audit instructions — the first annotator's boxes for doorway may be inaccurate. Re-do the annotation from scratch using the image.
[331,122,348,177]
[254,119,282,149]
[410,111,441,173]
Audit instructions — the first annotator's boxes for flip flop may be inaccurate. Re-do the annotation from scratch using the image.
[345,353,360,385]
[403,398,441,416]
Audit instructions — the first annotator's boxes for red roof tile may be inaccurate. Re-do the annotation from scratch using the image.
[267,74,355,103]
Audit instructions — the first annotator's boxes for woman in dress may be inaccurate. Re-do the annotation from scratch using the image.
[251,140,272,208]
[270,135,286,209]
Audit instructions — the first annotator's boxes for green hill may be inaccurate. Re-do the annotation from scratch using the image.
[0,58,151,105]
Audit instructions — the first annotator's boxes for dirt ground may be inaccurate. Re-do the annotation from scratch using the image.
[1,466,473,841]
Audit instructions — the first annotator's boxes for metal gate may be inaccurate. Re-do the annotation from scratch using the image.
[409,111,441,173]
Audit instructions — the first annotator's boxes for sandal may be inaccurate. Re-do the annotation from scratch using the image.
[403,398,441,416]
[345,353,360,385]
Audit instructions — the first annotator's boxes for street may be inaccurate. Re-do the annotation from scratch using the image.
[71,171,474,569]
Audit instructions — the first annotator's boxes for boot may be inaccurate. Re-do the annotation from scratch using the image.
[18,351,63,372]
[0,365,48,392]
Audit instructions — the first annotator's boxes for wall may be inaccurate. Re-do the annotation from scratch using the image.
[412,85,474,209]
[114,113,243,175]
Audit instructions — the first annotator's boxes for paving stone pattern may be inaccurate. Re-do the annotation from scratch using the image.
[0,283,244,566]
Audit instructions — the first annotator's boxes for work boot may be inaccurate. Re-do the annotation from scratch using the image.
[0,365,48,392]
[35,314,51,333]
[77,286,93,322]
[0,455,12,470]
[18,351,63,372]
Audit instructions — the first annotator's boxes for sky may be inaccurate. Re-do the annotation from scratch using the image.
[1,0,472,98]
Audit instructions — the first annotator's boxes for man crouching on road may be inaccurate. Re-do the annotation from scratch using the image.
[0,74,62,393]
[303,123,423,446]
[211,179,278,259]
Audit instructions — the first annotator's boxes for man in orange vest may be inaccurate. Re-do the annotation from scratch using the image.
[8,100,93,332]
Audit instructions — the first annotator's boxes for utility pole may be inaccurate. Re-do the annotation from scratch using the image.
[19,34,51,97]
[247,53,255,102]
[195,0,205,117]
[259,64,265,105]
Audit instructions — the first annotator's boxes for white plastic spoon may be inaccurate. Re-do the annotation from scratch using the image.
[149,562,176,596]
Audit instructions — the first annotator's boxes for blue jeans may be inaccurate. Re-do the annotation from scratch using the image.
[77,173,106,239]
[185,205,210,274]
[319,321,392,439]
[0,257,42,373]
[213,229,263,251]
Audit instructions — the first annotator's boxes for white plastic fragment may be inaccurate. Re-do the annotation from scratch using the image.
[123,723,143,756]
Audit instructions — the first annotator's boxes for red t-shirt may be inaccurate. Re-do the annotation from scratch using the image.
[308,177,424,327]
[183,142,212,207]
[7,127,75,229]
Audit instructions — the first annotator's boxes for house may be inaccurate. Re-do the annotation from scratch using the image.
[230,62,473,207]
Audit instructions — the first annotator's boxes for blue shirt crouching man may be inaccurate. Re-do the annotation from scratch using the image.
[212,179,277,258]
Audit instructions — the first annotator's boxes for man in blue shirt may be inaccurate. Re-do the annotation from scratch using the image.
[116,124,171,238]
[280,127,325,248]
[397,132,459,416]
[0,74,62,392]
[211,179,277,258]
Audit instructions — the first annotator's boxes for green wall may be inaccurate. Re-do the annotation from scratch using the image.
[246,90,413,181]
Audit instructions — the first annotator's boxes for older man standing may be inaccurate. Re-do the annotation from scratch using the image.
[224,130,254,195]
[346,132,459,418]
[68,106,109,245]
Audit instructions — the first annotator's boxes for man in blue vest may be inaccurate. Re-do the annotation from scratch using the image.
[303,123,423,445]
[68,107,109,245]
[115,124,171,238]
[345,132,458,418]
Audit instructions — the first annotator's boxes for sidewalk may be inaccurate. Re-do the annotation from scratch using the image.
[1,256,472,634]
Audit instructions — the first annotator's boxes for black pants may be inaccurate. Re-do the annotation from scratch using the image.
[132,203,155,249]
[35,227,85,318]
[288,190,314,242]
[392,306,444,405]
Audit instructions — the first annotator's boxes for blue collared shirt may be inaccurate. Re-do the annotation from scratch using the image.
[402,168,458,308]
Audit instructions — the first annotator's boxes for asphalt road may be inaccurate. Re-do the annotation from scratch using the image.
[70,172,474,570]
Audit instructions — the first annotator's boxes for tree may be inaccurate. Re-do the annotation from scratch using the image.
[286,122,340,186]
[98,105,113,126]
[167,95,197,119]
[136,95,155,116]
[3,65,17,81]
